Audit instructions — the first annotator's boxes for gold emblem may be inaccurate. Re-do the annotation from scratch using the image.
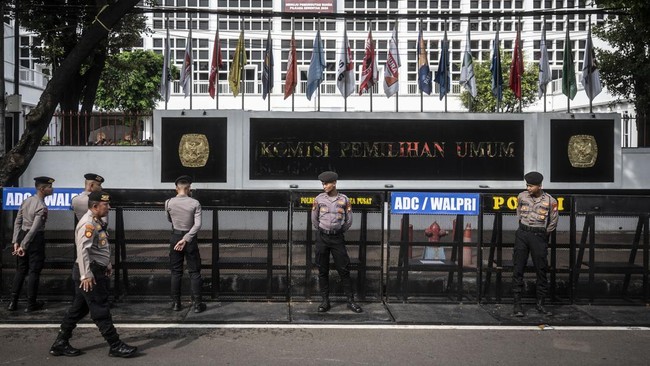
[178,134,209,167]
[568,135,598,168]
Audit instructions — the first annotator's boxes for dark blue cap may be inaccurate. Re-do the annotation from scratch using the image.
[88,191,110,202]
[84,173,104,183]
[524,171,544,185]
[34,176,54,185]
[318,171,338,183]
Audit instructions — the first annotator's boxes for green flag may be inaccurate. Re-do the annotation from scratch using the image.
[562,26,577,100]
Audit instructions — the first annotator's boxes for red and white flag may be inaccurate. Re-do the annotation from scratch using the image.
[359,30,378,95]
[208,29,223,99]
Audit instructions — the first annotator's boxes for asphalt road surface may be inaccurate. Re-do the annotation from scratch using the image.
[1,324,648,365]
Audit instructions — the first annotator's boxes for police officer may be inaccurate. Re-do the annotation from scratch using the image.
[71,173,105,221]
[49,191,137,358]
[312,171,362,313]
[512,171,559,317]
[165,175,206,313]
[7,176,54,312]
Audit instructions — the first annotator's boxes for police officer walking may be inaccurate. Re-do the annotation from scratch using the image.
[165,175,206,313]
[71,173,105,221]
[49,191,137,358]
[512,171,559,317]
[7,176,54,312]
[312,171,362,313]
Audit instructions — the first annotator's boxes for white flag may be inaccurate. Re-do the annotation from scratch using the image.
[179,36,192,98]
[383,26,400,98]
[538,22,552,98]
[459,27,477,98]
[336,29,355,98]
[581,28,602,101]
[159,34,171,102]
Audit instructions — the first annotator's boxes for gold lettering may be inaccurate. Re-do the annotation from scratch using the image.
[493,196,505,210]
[507,196,518,210]
[557,197,565,211]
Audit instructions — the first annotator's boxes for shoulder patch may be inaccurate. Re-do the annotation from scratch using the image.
[84,223,95,238]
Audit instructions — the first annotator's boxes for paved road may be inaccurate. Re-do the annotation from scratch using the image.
[1,324,648,365]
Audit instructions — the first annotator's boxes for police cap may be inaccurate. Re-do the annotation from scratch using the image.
[524,171,544,186]
[84,173,105,183]
[34,176,55,185]
[318,171,338,183]
[175,175,193,185]
[88,191,111,203]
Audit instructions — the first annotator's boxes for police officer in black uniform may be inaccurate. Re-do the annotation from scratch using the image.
[165,175,206,313]
[49,191,137,358]
[512,171,559,317]
[8,176,54,312]
[312,171,362,313]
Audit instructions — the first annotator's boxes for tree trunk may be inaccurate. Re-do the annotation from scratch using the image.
[0,0,141,187]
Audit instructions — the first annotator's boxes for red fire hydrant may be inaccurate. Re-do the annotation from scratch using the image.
[423,221,448,260]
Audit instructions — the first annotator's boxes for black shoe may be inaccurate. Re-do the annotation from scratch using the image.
[535,301,552,316]
[7,300,18,311]
[172,300,182,311]
[193,302,207,313]
[513,303,525,317]
[317,298,331,313]
[24,300,44,313]
[347,300,363,313]
[108,342,137,358]
[49,340,81,357]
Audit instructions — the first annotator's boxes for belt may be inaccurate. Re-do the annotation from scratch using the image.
[90,261,107,272]
[172,229,189,235]
[518,223,547,233]
[319,228,341,235]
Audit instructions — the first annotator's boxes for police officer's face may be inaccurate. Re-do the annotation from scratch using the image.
[91,182,102,192]
[40,184,54,197]
[526,184,541,196]
[95,201,111,218]
[322,180,336,193]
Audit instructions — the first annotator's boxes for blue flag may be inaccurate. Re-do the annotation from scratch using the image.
[490,28,503,103]
[262,28,274,100]
[306,30,326,101]
[433,28,449,100]
[417,27,432,95]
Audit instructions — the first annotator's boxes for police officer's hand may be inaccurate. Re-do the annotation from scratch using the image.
[80,277,95,292]
[105,266,113,277]
[12,243,24,257]
[174,239,186,251]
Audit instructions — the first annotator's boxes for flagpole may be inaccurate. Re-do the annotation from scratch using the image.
[518,17,522,113]
[240,21,245,111]
[317,19,321,112]
[395,20,399,113]
[467,18,471,112]
[189,13,193,110]
[566,18,570,113]
[291,18,295,112]
[216,14,220,110]
[588,15,593,114]
[496,19,500,113]
[444,20,448,113]
[542,16,547,113]
[370,23,374,112]
[267,20,272,112]
[419,20,423,113]
[165,14,169,110]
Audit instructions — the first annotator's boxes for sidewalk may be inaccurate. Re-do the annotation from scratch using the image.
[2,300,649,327]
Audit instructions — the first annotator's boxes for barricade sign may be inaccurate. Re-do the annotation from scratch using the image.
[2,187,83,210]
[390,192,480,215]
[482,193,571,214]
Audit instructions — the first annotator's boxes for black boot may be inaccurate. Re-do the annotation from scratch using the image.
[24,299,44,313]
[108,341,137,358]
[513,294,524,317]
[191,296,206,313]
[172,297,182,311]
[7,294,18,311]
[346,295,363,313]
[317,295,331,313]
[49,330,81,357]
[535,298,552,316]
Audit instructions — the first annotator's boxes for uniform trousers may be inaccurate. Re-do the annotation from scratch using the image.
[169,233,202,298]
[512,229,549,299]
[60,263,119,345]
[315,231,353,296]
[11,231,45,300]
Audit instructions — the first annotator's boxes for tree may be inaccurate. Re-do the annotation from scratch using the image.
[15,0,150,144]
[0,0,142,187]
[594,0,650,146]
[459,53,538,113]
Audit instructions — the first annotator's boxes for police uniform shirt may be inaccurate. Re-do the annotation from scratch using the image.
[71,191,90,221]
[311,192,353,233]
[165,195,202,242]
[517,191,559,233]
[75,210,111,281]
[12,195,48,250]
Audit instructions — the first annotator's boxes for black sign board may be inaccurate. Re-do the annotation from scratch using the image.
[250,118,524,181]
[482,193,572,215]
[161,117,227,183]
[292,191,384,210]
[550,119,614,182]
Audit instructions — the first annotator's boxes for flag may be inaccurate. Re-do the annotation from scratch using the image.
[459,26,477,98]
[417,27,432,95]
[336,29,355,98]
[509,27,523,99]
[229,30,247,97]
[284,29,297,100]
[581,27,602,101]
[538,22,552,98]
[306,29,326,101]
[262,28,274,100]
[490,28,503,102]
[159,32,171,102]
[562,26,577,100]
[179,36,192,98]
[208,29,223,99]
[434,28,449,100]
[384,25,400,98]
[359,30,378,95]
